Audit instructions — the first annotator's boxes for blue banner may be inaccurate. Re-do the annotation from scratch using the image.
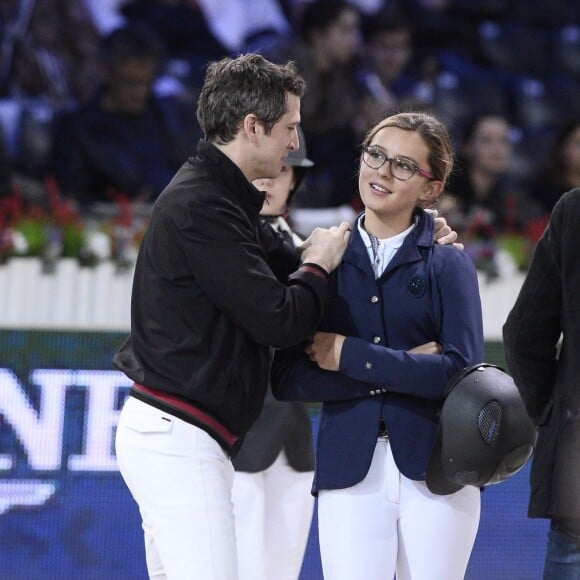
[0,331,547,579]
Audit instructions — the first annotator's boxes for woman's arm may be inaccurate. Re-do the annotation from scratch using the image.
[272,340,443,403]
[271,342,375,402]
[337,250,483,400]
[273,249,483,403]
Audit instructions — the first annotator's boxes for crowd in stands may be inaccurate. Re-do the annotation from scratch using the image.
[0,0,579,275]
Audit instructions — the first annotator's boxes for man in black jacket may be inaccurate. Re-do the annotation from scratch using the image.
[113,53,351,579]
[504,188,580,579]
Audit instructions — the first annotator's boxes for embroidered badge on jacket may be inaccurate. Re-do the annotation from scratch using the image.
[408,274,426,297]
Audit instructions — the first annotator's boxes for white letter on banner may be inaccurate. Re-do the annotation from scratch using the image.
[0,368,69,470]
[67,370,132,471]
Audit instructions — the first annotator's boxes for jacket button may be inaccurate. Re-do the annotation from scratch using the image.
[370,390,376,396]
[370,295,379,303]
[365,362,373,370]
[373,336,381,344]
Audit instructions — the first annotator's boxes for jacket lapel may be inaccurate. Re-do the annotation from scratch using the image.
[342,210,435,279]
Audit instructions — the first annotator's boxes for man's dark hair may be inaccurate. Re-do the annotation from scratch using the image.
[196,53,306,144]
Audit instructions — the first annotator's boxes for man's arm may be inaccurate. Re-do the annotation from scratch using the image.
[503,208,563,422]
[170,199,349,349]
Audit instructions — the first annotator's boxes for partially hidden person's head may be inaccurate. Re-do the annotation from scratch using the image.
[101,23,164,114]
[299,0,361,67]
[359,111,453,231]
[255,125,314,217]
[461,112,513,177]
[547,116,580,183]
[197,53,306,182]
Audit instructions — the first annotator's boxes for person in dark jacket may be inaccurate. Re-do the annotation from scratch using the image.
[272,111,484,580]
[231,126,316,580]
[50,23,199,207]
[503,187,580,579]
[113,53,352,580]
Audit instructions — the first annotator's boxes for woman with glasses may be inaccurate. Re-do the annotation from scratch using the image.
[271,111,484,580]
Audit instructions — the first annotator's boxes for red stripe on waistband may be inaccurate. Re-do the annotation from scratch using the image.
[132,383,238,447]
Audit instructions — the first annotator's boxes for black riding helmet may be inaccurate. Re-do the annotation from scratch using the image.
[284,125,314,202]
[426,363,536,495]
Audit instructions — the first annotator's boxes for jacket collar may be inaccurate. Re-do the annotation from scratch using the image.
[343,208,435,276]
[192,139,266,216]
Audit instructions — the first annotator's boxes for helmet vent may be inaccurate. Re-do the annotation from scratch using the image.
[478,401,502,445]
[455,470,480,485]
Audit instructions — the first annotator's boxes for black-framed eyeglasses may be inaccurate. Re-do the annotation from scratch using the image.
[361,145,434,181]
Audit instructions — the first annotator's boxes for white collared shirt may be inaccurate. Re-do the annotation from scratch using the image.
[357,215,414,278]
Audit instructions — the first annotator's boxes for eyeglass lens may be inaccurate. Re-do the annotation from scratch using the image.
[363,147,417,180]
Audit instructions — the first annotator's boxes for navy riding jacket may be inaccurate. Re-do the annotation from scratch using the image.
[272,209,484,492]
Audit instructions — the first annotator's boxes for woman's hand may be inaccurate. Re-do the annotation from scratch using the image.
[306,335,441,372]
[305,331,346,371]
[407,341,442,355]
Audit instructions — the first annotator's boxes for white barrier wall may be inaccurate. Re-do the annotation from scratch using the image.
[0,258,525,338]
[0,258,132,331]
[477,271,527,340]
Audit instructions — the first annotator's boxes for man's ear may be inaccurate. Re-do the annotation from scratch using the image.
[419,180,444,205]
[243,114,262,143]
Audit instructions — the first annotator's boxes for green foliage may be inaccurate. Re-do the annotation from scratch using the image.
[14,218,48,256]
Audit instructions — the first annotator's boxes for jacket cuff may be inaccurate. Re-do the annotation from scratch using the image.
[299,262,329,281]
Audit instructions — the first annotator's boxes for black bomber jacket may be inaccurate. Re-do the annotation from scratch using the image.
[113,140,328,452]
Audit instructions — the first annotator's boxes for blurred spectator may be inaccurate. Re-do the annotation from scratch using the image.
[529,117,580,215]
[397,0,463,59]
[265,0,362,210]
[0,0,103,198]
[0,0,101,107]
[50,23,200,208]
[356,9,418,133]
[444,113,540,233]
[120,0,230,90]
[120,0,293,90]
[291,0,384,21]
[195,0,293,55]
[441,112,543,274]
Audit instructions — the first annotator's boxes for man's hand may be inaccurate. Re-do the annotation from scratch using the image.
[300,222,351,273]
[305,331,345,371]
[407,341,442,355]
[427,209,464,251]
